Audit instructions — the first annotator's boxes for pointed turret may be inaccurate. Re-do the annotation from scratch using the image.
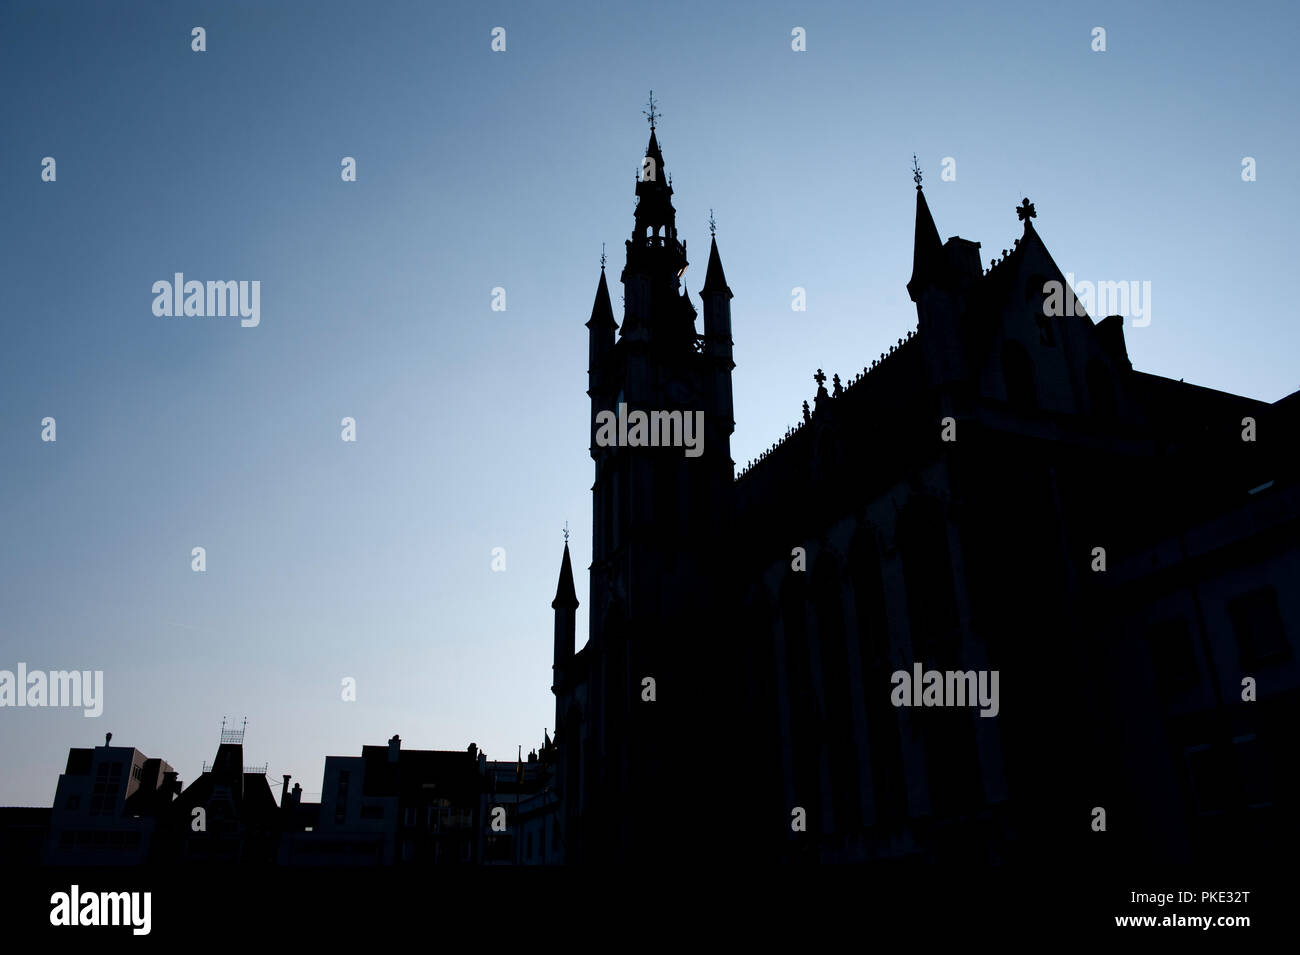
[622,97,693,346]
[644,128,666,185]
[587,266,616,332]
[586,264,617,384]
[700,230,735,475]
[552,540,579,610]
[906,184,945,303]
[702,234,731,297]
[632,127,678,245]
[552,540,578,710]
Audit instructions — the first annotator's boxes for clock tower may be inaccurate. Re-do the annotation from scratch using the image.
[569,99,737,862]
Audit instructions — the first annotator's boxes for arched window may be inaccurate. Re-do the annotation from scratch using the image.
[898,497,959,666]
[602,605,628,794]
[1087,358,1118,419]
[744,596,786,836]
[1002,340,1036,409]
[813,560,860,835]
[849,533,907,831]
[1035,312,1056,347]
[897,499,981,820]
[780,577,820,827]
[1026,275,1056,346]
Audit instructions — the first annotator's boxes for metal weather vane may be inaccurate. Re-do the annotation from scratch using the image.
[643,90,660,129]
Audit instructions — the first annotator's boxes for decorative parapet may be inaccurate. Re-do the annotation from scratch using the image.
[735,326,919,481]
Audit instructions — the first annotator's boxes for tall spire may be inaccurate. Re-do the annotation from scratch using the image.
[700,226,735,467]
[552,540,579,609]
[636,128,673,232]
[634,92,675,241]
[551,537,578,723]
[906,158,945,303]
[624,93,692,345]
[587,267,616,331]
[702,233,731,297]
[644,128,666,181]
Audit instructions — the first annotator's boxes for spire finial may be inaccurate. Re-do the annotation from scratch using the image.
[1017,197,1037,221]
[600,243,606,271]
[813,368,827,389]
[563,521,570,543]
[643,90,660,130]
[709,208,716,237]
[912,154,923,190]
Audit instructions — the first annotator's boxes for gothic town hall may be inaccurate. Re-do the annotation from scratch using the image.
[544,116,1299,867]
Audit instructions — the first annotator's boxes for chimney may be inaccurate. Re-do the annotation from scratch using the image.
[162,770,178,797]
[468,743,478,761]
[291,783,302,808]
[104,733,112,747]
[943,237,983,283]
[281,774,292,808]
[388,734,401,763]
[1096,315,1131,369]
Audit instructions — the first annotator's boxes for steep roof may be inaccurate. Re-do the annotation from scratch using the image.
[906,187,945,302]
[701,236,731,296]
[552,542,579,609]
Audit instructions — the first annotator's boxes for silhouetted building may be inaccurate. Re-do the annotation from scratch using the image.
[280,734,555,865]
[159,724,281,863]
[550,118,1299,866]
[0,807,50,866]
[551,118,740,864]
[1093,388,1300,862]
[45,733,178,865]
[482,742,556,864]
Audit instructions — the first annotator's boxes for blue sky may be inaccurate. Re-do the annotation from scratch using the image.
[1,0,1296,806]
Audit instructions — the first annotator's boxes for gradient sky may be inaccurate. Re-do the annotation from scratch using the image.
[1,0,1296,806]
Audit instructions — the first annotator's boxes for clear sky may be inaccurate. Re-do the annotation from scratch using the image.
[1,0,1296,806]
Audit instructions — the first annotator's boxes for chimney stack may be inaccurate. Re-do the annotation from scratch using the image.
[281,774,292,808]
[943,236,983,283]
[388,734,401,763]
